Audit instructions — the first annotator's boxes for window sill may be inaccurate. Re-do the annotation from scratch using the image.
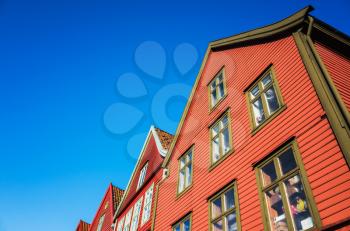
[209,148,234,172]
[251,104,287,136]
[209,94,228,114]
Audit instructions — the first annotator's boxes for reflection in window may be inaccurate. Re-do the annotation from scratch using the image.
[210,113,232,165]
[256,144,317,231]
[173,214,191,231]
[178,148,193,193]
[209,184,239,231]
[247,69,283,128]
[210,69,226,108]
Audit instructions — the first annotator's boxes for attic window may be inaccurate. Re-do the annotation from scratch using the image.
[137,162,148,190]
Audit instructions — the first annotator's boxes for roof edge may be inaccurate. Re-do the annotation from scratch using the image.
[210,5,313,50]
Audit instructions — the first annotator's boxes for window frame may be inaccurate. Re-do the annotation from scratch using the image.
[208,182,241,231]
[255,140,321,231]
[172,213,192,231]
[96,214,105,231]
[208,67,227,111]
[177,146,194,197]
[209,110,234,169]
[141,183,154,226]
[137,162,149,190]
[245,66,285,133]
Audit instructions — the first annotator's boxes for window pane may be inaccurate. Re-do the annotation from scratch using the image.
[183,219,190,231]
[212,88,218,106]
[212,124,219,137]
[261,161,277,187]
[226,212,237,231]
[252,97,265,125]
[180,158,186,168]
[285,175,314,231]
[179,170,185,192]
[221,127,231,154]
[186,152,192,163]
[264,86,280,115]
[224,189,235,211]
[219,82,225,98]
[212,197,222,219]
[221,115,228,129]
[212,137,220,163]
[250,86,259,100]
[265,187,289,231]
[278,148,297,175]
[262,74,272,87]
[174,224,180,231]
[185,164,192,187]
[213,219,223,231]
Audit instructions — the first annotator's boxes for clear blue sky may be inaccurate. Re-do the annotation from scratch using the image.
[0,0,349,230]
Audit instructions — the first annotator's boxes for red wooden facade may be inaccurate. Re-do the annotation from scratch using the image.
[75,184,124,231]
[75,6,350,231]
[153,6,350,231]
[113,126,173,231]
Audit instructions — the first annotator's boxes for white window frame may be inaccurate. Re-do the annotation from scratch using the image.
[130,196,143,231]
[141,183,154,226]
[96,214,105,231]
[116,217,125,231]
[137,162,149,190]
[123,207,133,231]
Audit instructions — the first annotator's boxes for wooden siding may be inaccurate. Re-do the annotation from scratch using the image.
[117,170,162,231]
[89,185,116,231]
[118,135,164,213]
[153,35,350,230]
[314,41,350,112]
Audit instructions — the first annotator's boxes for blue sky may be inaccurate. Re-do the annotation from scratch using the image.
[0,0,349,230]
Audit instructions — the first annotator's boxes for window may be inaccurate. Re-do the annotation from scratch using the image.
[116,217,125,231]
[123,208,133,231]
[96,214,105,231]
[178,148,193,194]
[247,67,284,129]
[137,162,148,190]
[256,142,319,231]
[173,213,191,231]
[209,68,226,108]
[209,183,240,231]
[130,196,143,231]
[141,183,154,225]
[210,112,232,165]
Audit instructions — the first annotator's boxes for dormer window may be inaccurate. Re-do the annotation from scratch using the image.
[137,162,148,190]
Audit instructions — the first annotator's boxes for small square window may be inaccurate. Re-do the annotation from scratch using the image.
[209,68,226,109]
[246,67,284,130]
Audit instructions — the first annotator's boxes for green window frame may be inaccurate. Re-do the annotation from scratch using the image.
[173,213,192,231]
[177,147,193,195]
[209,182,241,231]
[210,112,233,167]
[209,68,227,110]
[246,67,285,132]
[255,141,321,231]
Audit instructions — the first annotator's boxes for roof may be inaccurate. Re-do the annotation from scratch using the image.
[75,220,90,231]
[112,185,124,210]
[114,126,173,218]
[162,5,350,168]
[154,127,173,150]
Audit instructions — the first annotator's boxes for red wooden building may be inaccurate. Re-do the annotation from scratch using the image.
[112,126,173,231]
[152,6,350,231]
[75,184,124,231]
